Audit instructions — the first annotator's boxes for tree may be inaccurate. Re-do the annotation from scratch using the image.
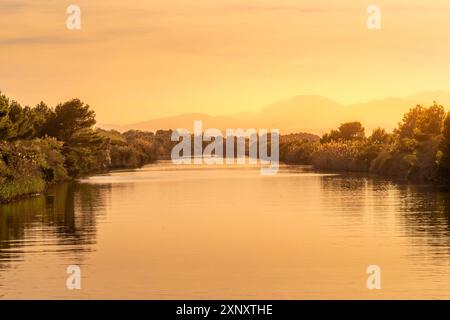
[47,99,96,142]
[395,103,445,140]
[0,96,35,140]
[8,102,36,140]
[396,105,424,139]
[391,103,445,181]
[32,101,54,138]
[320,129,341,143]
[414,102,445,140]
[1,94,54,141]
[38,98,109,177]
[338,122,365,141]
[321,122,365,143]
[62,128,110,177]
[0,92,13,140]
[368,128,391,144]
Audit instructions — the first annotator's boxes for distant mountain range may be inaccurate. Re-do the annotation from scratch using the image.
[98,91,450,135]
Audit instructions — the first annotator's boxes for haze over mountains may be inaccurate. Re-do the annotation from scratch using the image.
[98,91,450,135]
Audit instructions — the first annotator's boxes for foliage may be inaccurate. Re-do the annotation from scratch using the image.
[0,138,68,202]
[321,121,365,143]
[279,133,320,164]
[1,88,450,202]
[313,104,446,182]
[312,141,367,171]
[99,129,175,169]
[0,91,161,201]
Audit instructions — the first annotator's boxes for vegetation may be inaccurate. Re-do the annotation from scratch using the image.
[1,88,449,202]
[104,129,175,169]
[0,91,173,202]
[307,102,449,183]
[279,133,320,164]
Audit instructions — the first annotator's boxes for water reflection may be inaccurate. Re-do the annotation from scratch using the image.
[396,185,450,261]
[0,183,108,269]
[320,174,450,260]
[1,165,450,298]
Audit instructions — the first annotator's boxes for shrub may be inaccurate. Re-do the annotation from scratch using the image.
[311,141,368,172]
[0,138,68,202]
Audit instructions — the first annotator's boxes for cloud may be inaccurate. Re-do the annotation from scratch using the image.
[0,1,28,13]
[0,26,159,47]
[0,36,77,45]
[216,4,338,14]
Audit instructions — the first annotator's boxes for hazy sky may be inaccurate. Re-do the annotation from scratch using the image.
[1,0,450,124]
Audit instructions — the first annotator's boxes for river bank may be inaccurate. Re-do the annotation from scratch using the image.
[2,91,450,204]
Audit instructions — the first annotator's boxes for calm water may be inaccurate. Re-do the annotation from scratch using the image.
[1,162,450,299]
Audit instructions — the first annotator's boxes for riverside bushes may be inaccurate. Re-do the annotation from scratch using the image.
[2,88,450,203]
[311,102,450,183]
[0,138,67,202]
[312,141,367,171]
[0,91,172,202]
[279,133,320,164]
[103,129,175,169]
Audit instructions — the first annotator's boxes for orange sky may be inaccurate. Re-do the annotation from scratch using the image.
[1,0,450,124]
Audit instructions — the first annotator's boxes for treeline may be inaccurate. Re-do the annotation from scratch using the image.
[281,102,450,183]
[279,133,320,164]
[2,90,449,202]
[0,92,174,202]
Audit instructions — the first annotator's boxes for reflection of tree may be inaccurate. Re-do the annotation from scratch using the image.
[320,173,369,193]
[396,185,450,258]
[0,182,110,269]
[319,174,372,221]
[320,174,450,262]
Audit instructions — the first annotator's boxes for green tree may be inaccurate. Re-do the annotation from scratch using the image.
[396,105,424,139]
[395,103,445,140]
[9,102,37,140]
[47,99,96,142]
[0,92,13,139]
[338,122,365,141]
[321,122,365,143]
[39,99,110,177]
[368,127,391,144]
[62,129,110,177]
[320,129,341,143]
[414,102,445,140]
[32,101,54,138]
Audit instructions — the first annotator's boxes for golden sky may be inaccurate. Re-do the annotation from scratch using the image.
[1,0,450,124]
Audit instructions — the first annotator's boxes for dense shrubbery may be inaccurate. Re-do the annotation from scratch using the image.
[0,91,173,202]
[312,141,366,171]
[100,129,174,169]
[0,138,67,201]
[309,102,450,183]
[367,103,445,181]
[277,102,450,183]
[312,127,391,172]
[279,133,319,164]
[2,88,450,202]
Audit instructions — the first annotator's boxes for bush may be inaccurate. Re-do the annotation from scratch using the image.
[0,138,68,202]
[110,145,142,169]
[311,141,368,171]
[369,150,415,180]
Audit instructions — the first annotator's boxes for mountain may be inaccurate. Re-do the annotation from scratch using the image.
[256,95,343,133]
[406,91,450,105]
[98,92,449,135]
[100,113,247,133]
[344,97,418,132]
